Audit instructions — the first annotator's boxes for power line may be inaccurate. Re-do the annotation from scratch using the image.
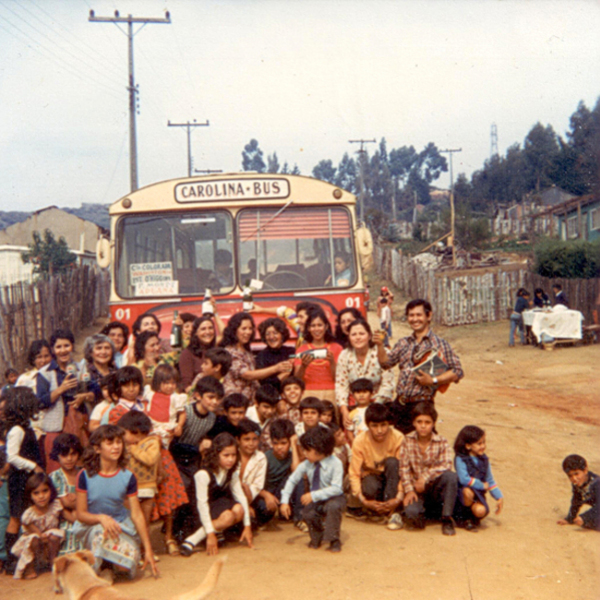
[0,18,123,101]
[0,1,124,94]
[168,120,210,177]
[26,0,126,79]
[89,9,171,192]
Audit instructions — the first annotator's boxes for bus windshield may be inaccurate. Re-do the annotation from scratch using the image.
[115,205,356,298]
[237,206,356,290]
[116,211,234,298]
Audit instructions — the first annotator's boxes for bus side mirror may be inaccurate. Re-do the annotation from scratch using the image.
[96,237,111,269]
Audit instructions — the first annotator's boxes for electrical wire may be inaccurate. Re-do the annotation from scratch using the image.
[0,19,124,102]
[0,1,124,95]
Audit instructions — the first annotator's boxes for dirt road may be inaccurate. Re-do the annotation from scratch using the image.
[6,293,599,600]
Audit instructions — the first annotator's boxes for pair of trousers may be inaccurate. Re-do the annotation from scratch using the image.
[361,457,400,502]
[509,314,525,346]
[403,470,458,522]
[302,495,346,544]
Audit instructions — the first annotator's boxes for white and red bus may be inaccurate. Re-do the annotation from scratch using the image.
[97,173,372,340]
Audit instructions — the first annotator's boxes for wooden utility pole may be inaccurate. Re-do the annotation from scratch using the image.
[168,120,210,177]
[89,10,171,192]
[349,139,376,222]
[440,148,462,266]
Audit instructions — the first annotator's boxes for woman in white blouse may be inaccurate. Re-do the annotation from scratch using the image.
[335,319,395,428]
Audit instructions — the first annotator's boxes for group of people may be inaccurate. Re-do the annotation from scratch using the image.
[0,287,596,581]
[509,283,570,346]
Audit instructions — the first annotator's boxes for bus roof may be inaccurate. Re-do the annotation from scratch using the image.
[109,173,356,216]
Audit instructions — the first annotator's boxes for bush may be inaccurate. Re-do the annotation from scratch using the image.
[534,238,600,278]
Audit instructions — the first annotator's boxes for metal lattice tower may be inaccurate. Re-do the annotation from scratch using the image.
[491,123,499,157]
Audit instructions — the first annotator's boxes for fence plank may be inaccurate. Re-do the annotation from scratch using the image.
[0,267,110,375]
[374,243,600,326]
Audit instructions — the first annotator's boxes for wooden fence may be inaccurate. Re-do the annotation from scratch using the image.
[0,266,110,375]
[374,244,600,326]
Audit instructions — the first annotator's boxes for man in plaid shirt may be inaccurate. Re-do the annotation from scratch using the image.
[375,298,464,434]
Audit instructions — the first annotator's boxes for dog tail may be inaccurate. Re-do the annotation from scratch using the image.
[170,556,226,600]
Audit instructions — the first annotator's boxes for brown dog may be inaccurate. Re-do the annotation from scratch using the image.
[53,551,224,600]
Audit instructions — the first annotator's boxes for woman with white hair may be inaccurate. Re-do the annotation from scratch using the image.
[79,333,116,412]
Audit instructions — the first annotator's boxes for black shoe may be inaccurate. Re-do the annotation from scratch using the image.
[308,539,322,549]
[406,517,426,530]
[464,519,479,532]
[326,540,342,553]
[442,518,456,536]
[179,542,195,557]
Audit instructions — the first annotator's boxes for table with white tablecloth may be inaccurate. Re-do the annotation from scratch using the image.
[523,308,584,342]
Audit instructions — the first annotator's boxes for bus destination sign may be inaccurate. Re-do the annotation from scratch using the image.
[175,178,290,203]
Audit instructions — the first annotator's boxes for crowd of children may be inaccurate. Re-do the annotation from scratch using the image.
[0,293,597,580]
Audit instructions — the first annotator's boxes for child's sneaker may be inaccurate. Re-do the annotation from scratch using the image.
[294,520,309,533]
[386,513,403,531]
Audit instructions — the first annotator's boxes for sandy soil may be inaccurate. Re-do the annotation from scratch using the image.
[6,286,600,600]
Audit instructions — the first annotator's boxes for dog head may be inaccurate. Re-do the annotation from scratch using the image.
[53,551,97,594]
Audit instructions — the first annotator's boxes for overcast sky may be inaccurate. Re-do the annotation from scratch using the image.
[1,0,599,212]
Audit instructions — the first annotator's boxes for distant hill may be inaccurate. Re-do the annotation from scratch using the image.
[62,204,110,230]
[0,211,31,231]
[0,203,110,232]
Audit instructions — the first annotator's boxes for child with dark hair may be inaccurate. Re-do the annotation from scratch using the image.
[295,396,324,437]
[88,374,114,433]
[104,366,145,425]
[170,376,223,542]
[180,433,253,556]
[319,400,337,426]
[280,426,345,552]
[400,403,457,536]
[236,419,267,522]
[329,422,351,476]
[11,473,63,579]
[117,411,161,527]
[201,347,233,379]
[247,384,279,451]
[2,387,43,575]
[278,376,305,426]
[74,425,158,579]
[347,378,375,441]
[348,403,403,529]
[49,433,83,555]
[143,363,187,447]
[207,393,249,441]
[557,454,599,531]
[254,419,300,527]
[2,368,18,394]
[453,425,503,531]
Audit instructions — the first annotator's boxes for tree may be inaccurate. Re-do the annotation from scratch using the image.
[266,152,280,174]
[523,123,560,192]
[241,139,266,172]
[21,229,77,276]
[291,164,301,175]
[312,159,337,184]
[334,153,357,193]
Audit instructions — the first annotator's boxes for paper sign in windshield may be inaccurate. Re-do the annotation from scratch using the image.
[135,281,179,296]
[130,262,173,285]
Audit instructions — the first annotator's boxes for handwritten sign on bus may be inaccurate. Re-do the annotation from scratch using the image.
[130,262,173,285]
[135,281,179,297]
[175,178,290,203]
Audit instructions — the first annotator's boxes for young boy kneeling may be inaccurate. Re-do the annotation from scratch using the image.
[280,426,345,552]
[557,454,599,531]
[348,403,404,530]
